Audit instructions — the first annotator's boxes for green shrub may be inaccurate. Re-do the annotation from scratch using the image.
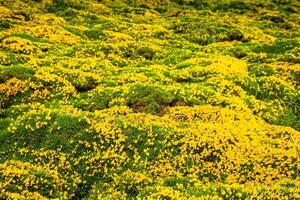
[169,14,245,45]
[84,29,104,40]
[12,33,50,43]
[0,65,35,82]
[0,19,11,30]
[4,109,89,150]
[253,39,300,55]
[0,118,9,143]
[127,84,174,113]
[48,0,87,13]
[137,46,156,60]
[64,72,98,92]
[71,90,110,111]
[214,1,257,13]
[164,177,191,188]
[44,113,89,150]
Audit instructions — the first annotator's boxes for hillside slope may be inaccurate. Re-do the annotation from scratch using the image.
[0,0,300,199]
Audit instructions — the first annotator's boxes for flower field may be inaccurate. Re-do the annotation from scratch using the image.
[0,0,300,199]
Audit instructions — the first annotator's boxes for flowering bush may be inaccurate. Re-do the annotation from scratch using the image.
[0,0,299,199]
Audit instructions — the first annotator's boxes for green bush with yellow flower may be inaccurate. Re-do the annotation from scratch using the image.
[0,0,299,199]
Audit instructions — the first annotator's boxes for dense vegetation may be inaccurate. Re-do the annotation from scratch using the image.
[0,0,300,199]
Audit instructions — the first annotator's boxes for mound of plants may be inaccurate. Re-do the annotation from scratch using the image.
[0,0,299,199]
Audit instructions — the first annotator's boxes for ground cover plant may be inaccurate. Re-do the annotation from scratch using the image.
[0,0,300,199]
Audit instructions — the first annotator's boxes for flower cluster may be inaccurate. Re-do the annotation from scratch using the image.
[0,0,299,199]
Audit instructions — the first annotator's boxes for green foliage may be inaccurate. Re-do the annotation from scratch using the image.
[127,84,174,113]
[84,28,104,40]
[12,33,50,43]
[253,39,300,55]
[48,0,88,12]
[169,13,246,45]
[0,0,300,199]
[0,19,11,30]
[0,65,35,82]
